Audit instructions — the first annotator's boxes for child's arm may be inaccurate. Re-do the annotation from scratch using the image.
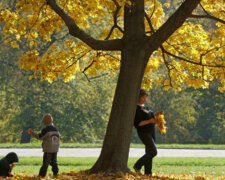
[26,128,41,139]
[9,163,15,177]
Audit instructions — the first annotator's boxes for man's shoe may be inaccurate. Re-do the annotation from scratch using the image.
[145,173,152,179]
[133,165,141,173]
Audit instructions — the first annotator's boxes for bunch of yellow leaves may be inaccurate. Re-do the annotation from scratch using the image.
[26,128,33,134]
[154,111,167,134]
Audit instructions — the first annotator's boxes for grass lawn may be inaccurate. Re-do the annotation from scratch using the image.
[0,143,225,149]
[8,157,225,176]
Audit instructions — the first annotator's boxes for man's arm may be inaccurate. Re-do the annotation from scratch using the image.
[138,118,156,126]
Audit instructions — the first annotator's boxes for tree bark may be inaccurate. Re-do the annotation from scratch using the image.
[90,0,149,173]
[147,0,201,51]
[90,47,149,173]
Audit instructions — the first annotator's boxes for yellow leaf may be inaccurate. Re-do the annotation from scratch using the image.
[11,41,19,48]
[29,41,35,48]
[163,3,170,8]
[16,34,21,40]
[4,40,9,45]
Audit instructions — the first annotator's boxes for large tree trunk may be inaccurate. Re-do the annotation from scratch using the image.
[90,0,149,173]
[90,49,149,173]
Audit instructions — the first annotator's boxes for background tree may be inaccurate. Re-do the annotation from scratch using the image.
[193,83,225,144]
[0,15,115,143]
[148,87,198,144]
[0,0,225,173]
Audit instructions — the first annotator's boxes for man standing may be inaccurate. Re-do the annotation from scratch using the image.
[133,89,157,176]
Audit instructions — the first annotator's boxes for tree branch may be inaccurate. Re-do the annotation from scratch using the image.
[144,0,156,35]
[104,53,120,61]
[104,0,123,40]
[144,12,154,35]
[190,3,225,24]
[89,73,109,80]
[190,14,225,24]
[82,59,97,82]
[46,0,123,51]
[82,59,96,74]
[66,50,91,70]
[160,45,223,84]
[161,50,173,87]
[147,0,201,52]
[161,45,225,68]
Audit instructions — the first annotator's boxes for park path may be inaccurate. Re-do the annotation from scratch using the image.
[0,148,225,157]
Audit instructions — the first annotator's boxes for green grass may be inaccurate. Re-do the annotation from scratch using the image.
[5,157,225,176]
[0,143,225,149]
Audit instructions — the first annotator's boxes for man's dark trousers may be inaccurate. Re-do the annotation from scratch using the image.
[134,131,157,175]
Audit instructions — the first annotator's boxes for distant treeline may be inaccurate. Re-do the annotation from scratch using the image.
[0,52,224,144]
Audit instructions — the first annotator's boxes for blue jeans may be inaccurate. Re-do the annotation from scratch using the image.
[134,131,157,175]
[39,152,58,177]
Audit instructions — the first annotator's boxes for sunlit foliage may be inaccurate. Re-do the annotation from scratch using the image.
[0,0,224,90]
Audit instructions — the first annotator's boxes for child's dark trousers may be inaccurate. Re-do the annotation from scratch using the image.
[39,152,59,177]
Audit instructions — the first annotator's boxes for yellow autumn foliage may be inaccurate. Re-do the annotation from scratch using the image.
[0,0,224,90]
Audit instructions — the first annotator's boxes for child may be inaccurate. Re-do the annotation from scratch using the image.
[0,152,19,177]
[27,113,60,177]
